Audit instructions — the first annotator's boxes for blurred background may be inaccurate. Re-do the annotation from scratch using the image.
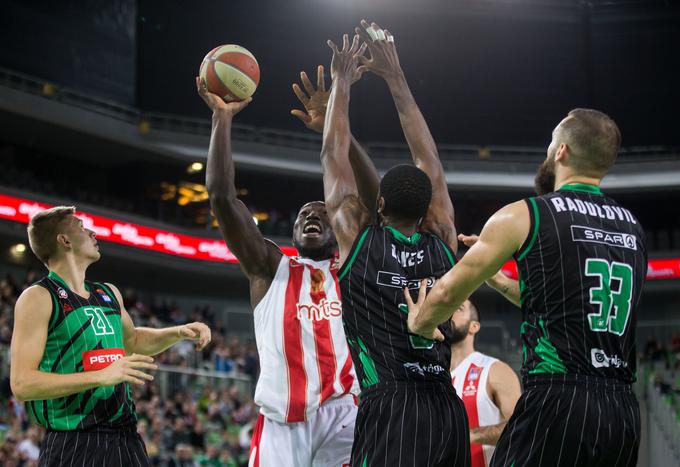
[0,0,678,465]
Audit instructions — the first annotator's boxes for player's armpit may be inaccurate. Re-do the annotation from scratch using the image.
[104,283,138,354]
[331,194,371,264]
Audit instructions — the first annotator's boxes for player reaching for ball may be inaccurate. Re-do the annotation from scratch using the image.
[197,70,383,466]
[320,23,470,466]
[10,207,211,466]
[406,109,647,466]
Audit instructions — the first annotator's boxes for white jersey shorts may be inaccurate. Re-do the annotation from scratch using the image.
[249,394,357,467]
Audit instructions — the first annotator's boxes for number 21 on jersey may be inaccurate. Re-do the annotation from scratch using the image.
[84,307,115,336]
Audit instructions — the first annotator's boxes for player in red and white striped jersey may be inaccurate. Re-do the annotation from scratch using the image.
[198,69,376,466]
[450,300,522,467]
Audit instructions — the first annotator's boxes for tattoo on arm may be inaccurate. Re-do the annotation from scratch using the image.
[470,422,507,446]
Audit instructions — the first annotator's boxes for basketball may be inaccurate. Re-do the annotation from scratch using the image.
[199,44,260,102]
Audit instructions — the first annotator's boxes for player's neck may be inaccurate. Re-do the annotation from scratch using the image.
[554,173,601,191]
[49,257,90,296]
[382,218,417,237]
[450,339,475,370]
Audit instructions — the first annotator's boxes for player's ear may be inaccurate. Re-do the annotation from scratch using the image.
[469,321,481,335]
[555,143,568,164]
[377,196,385,214]
[56,233,71,249]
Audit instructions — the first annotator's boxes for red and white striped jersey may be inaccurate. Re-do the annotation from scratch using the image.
[253,255,358,423]
[452,351,502,467]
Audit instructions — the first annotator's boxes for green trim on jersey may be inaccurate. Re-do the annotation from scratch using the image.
[436,238,456,267]
[558,183,603,195]
[384,226,421,246]
[522,319,567,374]
[47,271,92,295]
[348,337,380,388]
[338,227,371,281]
[516,198,540,262]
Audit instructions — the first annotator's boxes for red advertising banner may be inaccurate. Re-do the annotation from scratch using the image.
[0,193,296,263]
[1,193,678,279]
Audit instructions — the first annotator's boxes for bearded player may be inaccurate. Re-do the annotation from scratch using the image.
[10,207,211,466]
[197,71,383,466]
[407,109,646,466]
[450,300,521,467]
[321,23,470,466]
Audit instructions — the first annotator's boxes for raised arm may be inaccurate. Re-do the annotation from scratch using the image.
[10,286,157,402]
[405,201,530,339]
[197,78,281,283]
[291,65,380,216]
[321,35,371,263]
[356,20,456,251]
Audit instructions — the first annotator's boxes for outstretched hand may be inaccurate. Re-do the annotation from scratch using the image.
[178,321,212,351]
[403,280,445,342]
[196,76,251,116]
[355,19,403,81]
[327,34,367,83]
[291,66,330,133]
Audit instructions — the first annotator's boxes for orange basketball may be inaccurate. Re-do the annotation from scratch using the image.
[199,44,260,102]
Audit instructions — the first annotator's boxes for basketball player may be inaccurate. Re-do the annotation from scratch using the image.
[449,300,521,467]
[406,109,646,466]
[321,24,470,466]
[197,74,379,466]
[10,207,212,466]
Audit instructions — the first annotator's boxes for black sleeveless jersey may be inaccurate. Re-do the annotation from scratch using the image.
[515,183,647,384]
[338,225,457,389]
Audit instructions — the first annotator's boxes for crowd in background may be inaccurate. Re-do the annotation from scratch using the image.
[0,270,260,466]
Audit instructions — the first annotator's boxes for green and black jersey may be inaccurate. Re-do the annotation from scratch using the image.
[26,272,137,431]
[338,225,457,389]
[516,184,647,384]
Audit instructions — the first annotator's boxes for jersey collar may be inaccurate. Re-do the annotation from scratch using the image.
[48,271,91,295]
[558,183,603,195]
[385,226,421,246]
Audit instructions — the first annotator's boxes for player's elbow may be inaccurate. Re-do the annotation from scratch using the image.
[208,191,237,212]
[10,374,31,402]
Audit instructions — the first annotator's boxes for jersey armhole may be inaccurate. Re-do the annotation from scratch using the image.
[515,197,540,262]
[35,282,59,333]
[338,226,372,282]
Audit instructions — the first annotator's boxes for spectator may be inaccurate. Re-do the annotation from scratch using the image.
[17,426,40,462]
